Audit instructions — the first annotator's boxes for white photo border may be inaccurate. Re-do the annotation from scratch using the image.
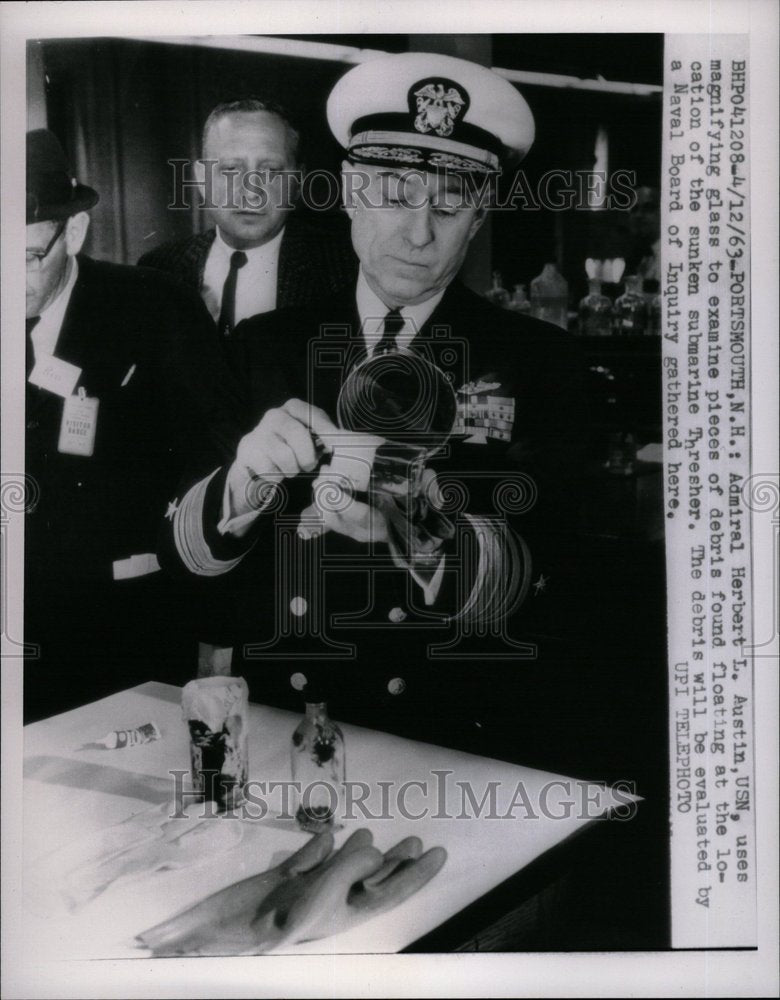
[2,1,777,997]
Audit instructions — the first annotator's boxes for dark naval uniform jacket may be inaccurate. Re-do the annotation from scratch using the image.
[24,255,243,721]
[137,213,358,312]
[161,280,590,765]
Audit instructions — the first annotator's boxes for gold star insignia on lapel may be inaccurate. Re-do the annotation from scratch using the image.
[533,574,548,596]
[165,499,179,521]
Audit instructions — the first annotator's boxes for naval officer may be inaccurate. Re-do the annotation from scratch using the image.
[161,53,588,763]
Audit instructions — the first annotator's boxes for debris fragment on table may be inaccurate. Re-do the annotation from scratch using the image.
[84,721,161,750]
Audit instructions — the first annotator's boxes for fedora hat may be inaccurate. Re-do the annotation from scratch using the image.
[26,129,99,225]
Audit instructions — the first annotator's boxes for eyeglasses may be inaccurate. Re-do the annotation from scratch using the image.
[26,222,66,270]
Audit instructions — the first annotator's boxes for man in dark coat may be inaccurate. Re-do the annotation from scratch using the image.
[137,97,357,341]
[23,129,243,721]
[159,54,593,769]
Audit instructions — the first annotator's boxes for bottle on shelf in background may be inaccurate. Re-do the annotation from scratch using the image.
[578,278,613,336]
[613,275,648,336]
[605,431,638,476]
[530,262,569,330]
[648,291,662,336]
[508,283,532,315]
[485,270,510,309]
[290,680,345,833]
[643,278,662,337]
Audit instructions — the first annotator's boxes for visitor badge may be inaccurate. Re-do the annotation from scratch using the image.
[58,387,99,456]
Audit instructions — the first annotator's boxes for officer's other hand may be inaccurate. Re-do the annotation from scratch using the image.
[299,463,389,545]
[227,399,338,519]
[297,431,387,544]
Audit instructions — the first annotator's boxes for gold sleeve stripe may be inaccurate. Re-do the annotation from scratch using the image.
[173,469,245,577]
[456,515,531,625]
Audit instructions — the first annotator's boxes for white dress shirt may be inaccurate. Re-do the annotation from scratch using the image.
[201,226,284,323]
[356,269,445,355]
[30,257,79,360]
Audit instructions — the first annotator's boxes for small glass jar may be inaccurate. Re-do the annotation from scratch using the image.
[530,262,569,330]
[605,431,638,476]
[613,275,648,336]
[485,270,510,309]
[290,686,345,832]
[648,292,662,336]
[182,676,249,811]
[508,284,532,314]
[578,278,612,336]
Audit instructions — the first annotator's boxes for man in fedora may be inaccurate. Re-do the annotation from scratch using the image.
[23,128,242,721]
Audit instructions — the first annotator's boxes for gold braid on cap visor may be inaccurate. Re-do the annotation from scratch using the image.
[348,129,500,174]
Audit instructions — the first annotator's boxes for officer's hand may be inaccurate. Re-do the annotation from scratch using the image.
[313,479,389,544]
[298,465,388,544]
[227,399,338,519]
[296,431,387,543]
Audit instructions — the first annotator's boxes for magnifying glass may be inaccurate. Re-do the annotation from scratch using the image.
[337,348,456,443]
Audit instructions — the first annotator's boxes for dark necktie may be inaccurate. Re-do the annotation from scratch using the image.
[375,308,404,355]
[26,315,40,378]
[218,250,248,337]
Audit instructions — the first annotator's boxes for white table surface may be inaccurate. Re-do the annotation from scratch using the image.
[22,682,632,957]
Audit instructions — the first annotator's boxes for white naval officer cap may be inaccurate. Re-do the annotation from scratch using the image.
[327,51,535,175]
